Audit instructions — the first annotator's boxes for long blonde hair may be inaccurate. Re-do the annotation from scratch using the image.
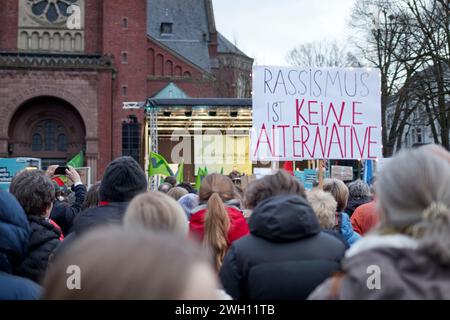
[199,173,235,270]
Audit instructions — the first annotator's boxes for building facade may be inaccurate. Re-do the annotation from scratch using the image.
[387,65,450,153]
[0,0,253,182]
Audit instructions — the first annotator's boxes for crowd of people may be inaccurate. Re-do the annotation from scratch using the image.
[1,144,450,300]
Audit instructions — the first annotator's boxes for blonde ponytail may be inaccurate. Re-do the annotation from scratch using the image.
[203,192,230,271]
[410,202,450,265]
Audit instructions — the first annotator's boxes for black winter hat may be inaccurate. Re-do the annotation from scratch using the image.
[99,156,148,202]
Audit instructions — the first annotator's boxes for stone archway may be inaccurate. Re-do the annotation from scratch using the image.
[8,96,86,168]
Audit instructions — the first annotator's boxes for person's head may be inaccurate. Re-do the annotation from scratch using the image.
[323,178,349,212]
[228,169,241,180]
[376,147,450,264]
[199,173,235,203]
[158,182,173,194]
[99,156,147,203]
[177,182,196,194]
[199,173,236,270]
[167,186,188,201]
[52,181,63,200]
[81,182,101,210]
[178,193,199,219]
[307,190,338,229]
[10,170,54,217]
[164,176,177,187]
[347,180,371,199]
[0,191,30,274]
[244,170,306,209]
[43,227,219,299]
[124,192,188,236]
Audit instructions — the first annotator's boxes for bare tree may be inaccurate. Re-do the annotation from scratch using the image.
[403,0,450,149]
[286,40,362,68]
[350,0,426,156]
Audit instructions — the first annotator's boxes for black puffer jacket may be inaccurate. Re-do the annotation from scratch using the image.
[50,184,87,236]
[16,215,61,284]
[219,194,346,300]
[56,202,130,257]
[70,202,129,235]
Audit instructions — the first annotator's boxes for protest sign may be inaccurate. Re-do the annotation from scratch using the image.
[294,170,306,184]
[331,165,354,181]
[251,66,382,161]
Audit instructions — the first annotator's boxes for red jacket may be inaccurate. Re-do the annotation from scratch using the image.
[350,201,379,235]
[189,205,249,245]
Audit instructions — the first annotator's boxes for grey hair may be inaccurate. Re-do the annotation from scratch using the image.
[347,180,371,198]
[167,186,188,201]
[376,146,450,265]
[307,190,337,229]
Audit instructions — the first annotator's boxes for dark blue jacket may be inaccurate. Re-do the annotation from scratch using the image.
[0,191,42,300]
[0,272,41,300]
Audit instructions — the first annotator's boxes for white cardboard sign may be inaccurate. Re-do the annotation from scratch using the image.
[251,66,382,160]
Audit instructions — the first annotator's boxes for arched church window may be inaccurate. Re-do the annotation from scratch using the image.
[31,120,68,152]
[44,120,57,151]
[57,134,68,151]
[32,133,43,151]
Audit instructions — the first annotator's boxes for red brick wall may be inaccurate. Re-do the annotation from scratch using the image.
[84,0,103,54]
[96,70,114,178]
[0,0,253,180]
[0,0,18,51]
[102,0,148,159]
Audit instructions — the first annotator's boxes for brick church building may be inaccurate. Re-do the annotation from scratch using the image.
[0,0,253,182]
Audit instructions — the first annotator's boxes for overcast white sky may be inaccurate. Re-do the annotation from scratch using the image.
[212,0,357,66]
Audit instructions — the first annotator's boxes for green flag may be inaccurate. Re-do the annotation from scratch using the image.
[195,167,208,191]
[149,152,173,177]
[175,160,184,184]
[67,151,84,168]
